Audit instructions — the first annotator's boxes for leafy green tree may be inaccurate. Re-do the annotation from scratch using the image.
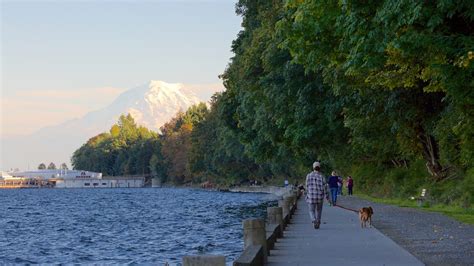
[188,94,266,184]
[72,114,157,176]
[149,148,167,184]
[280,0,474,180]
[218,0,350,180]
[38,163,46,170]
[159,104,208,184]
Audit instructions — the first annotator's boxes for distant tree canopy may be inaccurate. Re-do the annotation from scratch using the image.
[47,162,56,170]
[72,1,473,207]
[60,163,68,170]
[38,163,46,170]
[72,114,159,176]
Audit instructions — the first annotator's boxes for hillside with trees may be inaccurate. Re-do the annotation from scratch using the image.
[72,0,473,209]
[72,114,160,176]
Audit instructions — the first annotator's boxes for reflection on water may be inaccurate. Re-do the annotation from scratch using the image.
[0,188,277,264]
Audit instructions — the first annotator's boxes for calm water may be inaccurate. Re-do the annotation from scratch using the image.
[0,188,277,264]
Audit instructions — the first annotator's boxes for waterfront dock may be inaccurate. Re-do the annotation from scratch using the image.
[266,197,423,266]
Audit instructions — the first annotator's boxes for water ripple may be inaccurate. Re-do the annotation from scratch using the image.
[0,188,277,264]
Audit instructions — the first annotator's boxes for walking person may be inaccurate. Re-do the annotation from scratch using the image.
[337,176,343,195]
[328,171,339,206]
[347,176,354,195]
[305,161,328,229]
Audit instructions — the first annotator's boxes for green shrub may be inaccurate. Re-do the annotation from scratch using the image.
[348,160,474,209]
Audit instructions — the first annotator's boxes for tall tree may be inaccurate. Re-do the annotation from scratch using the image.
[280,0,474,180]
[60,163,68,170]
[160,104,209,184]
[47,162,56,170]
[219,0,349,178]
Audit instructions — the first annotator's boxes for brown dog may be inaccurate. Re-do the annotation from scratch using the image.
[359,207,373,228]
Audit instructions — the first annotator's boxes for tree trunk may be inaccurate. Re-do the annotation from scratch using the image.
[416,127,445,181]
[391,159,409,169]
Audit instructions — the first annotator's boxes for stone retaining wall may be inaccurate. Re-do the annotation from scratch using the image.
[181,187,301,266]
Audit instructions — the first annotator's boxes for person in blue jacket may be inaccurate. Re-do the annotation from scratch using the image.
[328,171,340,206]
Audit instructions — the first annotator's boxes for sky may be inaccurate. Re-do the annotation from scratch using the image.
[0,0,242,137]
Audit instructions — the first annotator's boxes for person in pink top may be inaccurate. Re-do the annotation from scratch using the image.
[347,176,354,195]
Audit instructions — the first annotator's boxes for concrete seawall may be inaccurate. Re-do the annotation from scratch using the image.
[181,186,301,266]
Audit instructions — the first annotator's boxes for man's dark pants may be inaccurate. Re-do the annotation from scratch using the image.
[308,202,323,225]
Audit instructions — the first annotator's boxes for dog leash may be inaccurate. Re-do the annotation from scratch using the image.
[334,204,359,213]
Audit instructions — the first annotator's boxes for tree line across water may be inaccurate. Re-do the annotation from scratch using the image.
[37,162,68,170]
[72,0,473,208]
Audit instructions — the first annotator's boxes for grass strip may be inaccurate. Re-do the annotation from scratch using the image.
[355,193,474,225]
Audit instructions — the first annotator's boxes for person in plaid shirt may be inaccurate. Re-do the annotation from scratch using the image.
[305,161,329,229]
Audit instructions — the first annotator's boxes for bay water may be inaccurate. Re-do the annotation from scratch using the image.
[0,188,277,264]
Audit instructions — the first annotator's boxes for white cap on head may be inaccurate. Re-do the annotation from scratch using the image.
[313,161,320,168]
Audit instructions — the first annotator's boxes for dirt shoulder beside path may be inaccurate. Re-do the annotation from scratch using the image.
[337,195,474,266]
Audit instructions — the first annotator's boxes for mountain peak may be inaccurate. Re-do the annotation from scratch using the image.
[148,80,183,90]
[106,80,202,131]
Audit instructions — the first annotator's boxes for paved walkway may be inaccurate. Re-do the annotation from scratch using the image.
[267,198,424,266]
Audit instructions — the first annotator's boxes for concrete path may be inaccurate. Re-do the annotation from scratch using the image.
[266,198,424,266]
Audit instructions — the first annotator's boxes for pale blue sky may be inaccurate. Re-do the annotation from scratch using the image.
[1,0,242,135]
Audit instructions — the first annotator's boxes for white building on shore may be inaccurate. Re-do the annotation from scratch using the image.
[11,169,102,179]
[4,170,144,189]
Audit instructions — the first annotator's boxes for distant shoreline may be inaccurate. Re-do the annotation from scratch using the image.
[153,183,292,197]
[228,185,292,197]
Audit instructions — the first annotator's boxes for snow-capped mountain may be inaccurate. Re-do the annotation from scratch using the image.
[1,80,222,170]
[129,80,202,129]
[75,80,203,133]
